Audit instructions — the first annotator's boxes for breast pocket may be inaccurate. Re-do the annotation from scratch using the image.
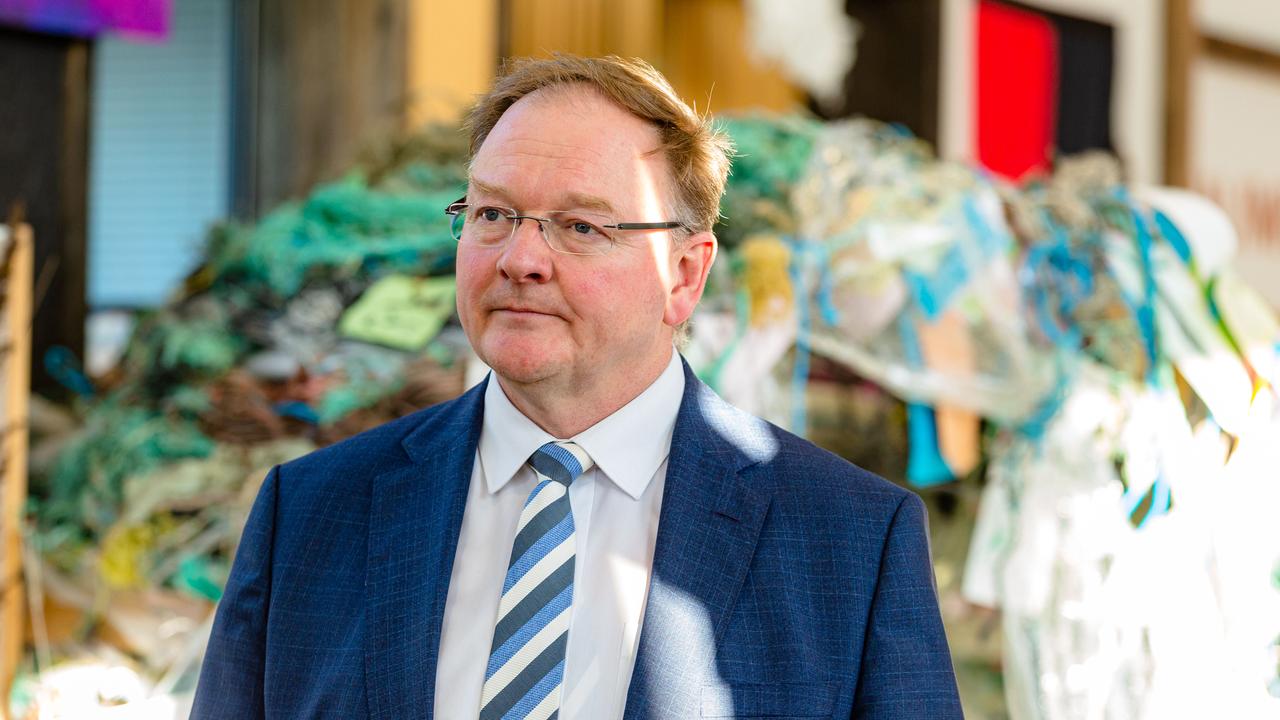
[700,682,836,718]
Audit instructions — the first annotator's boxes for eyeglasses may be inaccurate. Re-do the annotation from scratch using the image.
[444,197,686,256]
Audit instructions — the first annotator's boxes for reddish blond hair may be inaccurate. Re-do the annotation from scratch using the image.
[464,54,733,233]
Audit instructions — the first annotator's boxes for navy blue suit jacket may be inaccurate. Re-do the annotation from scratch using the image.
[191,360,961,718]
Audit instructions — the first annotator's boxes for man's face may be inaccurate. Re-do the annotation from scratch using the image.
[456,86,707,393]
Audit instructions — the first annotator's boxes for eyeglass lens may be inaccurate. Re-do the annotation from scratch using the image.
[456,206,615,255]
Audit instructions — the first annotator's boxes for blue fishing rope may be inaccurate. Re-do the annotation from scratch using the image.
[1113,194,1172,527]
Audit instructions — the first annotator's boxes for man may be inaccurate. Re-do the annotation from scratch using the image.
[192,55,961,719]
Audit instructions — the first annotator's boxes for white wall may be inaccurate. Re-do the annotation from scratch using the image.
[1190,57,1280,306]
[1198,0,1280,54]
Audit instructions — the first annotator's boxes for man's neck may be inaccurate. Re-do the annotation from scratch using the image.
[495,348,674,438]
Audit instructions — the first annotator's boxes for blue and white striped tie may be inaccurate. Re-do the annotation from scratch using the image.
[480,441,592,720]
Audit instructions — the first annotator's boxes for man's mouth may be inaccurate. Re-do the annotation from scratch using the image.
[494,306,558,317]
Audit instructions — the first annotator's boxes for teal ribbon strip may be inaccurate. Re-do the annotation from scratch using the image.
[1129,205,1161,384]
[700,285,751,393]
[898,312,954,487]
[45,346,96,398]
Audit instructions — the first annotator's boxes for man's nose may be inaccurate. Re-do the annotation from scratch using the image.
[496,217,554,283]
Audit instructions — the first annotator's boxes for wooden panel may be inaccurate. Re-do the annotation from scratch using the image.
[251,0,409,211]
[609,0,664,60]
[504,0,663,61]
[663,0,803,114]
[0,225,33,720]
[508,0,602,57]
[406,0,500,126]
[497,0,800,115]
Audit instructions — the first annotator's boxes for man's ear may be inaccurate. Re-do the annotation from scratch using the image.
[664,231,717,327]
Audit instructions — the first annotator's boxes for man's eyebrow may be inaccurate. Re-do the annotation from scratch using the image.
[562,192,615,215]
[468,178,616,215]
[467,178,510,202]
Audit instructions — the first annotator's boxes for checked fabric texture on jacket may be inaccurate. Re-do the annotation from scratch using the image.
[189,362,962,719]
[480,441,593,719]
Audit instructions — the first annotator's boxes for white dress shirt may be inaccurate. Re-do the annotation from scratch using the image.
[433,350,684,719]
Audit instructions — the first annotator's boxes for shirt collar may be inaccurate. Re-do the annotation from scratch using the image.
[479,376,556,496]
[478,349,685,500]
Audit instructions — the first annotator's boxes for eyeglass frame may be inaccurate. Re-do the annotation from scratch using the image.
[444,196,687,256]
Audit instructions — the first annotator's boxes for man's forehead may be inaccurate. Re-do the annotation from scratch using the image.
[481,85,663,159]
[469,85,672,212]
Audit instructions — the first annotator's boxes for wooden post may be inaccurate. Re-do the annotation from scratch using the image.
[1164,0,1196,187]
[1,224,33,720]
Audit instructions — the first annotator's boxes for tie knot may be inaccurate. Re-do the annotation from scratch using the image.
[529,441,593,486]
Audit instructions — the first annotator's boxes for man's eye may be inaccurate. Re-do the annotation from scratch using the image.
[479,207,504,222]
[558,216,604,236]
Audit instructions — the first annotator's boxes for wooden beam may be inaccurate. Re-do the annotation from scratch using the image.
[1201,33,1280,76]
[1,224,33,720]
[1164,0,1196,186]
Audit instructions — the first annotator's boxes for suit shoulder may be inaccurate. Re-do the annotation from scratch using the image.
[701,393,911,512]
[768,421,908,500]
[276,386,478,491]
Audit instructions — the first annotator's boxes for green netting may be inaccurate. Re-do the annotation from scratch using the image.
[714,113,822,248]
[32,125,473,574]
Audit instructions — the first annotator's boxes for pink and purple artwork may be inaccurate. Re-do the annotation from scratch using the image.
[0,0,169,39]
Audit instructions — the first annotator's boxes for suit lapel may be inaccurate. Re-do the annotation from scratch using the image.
[624,363,772,718]
[365,379,486,720]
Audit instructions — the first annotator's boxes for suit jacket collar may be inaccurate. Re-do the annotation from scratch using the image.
[622,359,775,718]
[364,359,776,718]
[366,376,487,720]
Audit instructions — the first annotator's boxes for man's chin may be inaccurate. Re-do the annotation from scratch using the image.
[477,345,565,386]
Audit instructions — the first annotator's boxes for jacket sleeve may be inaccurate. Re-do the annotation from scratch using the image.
[190,465,280,720]
[852,492,964,719]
